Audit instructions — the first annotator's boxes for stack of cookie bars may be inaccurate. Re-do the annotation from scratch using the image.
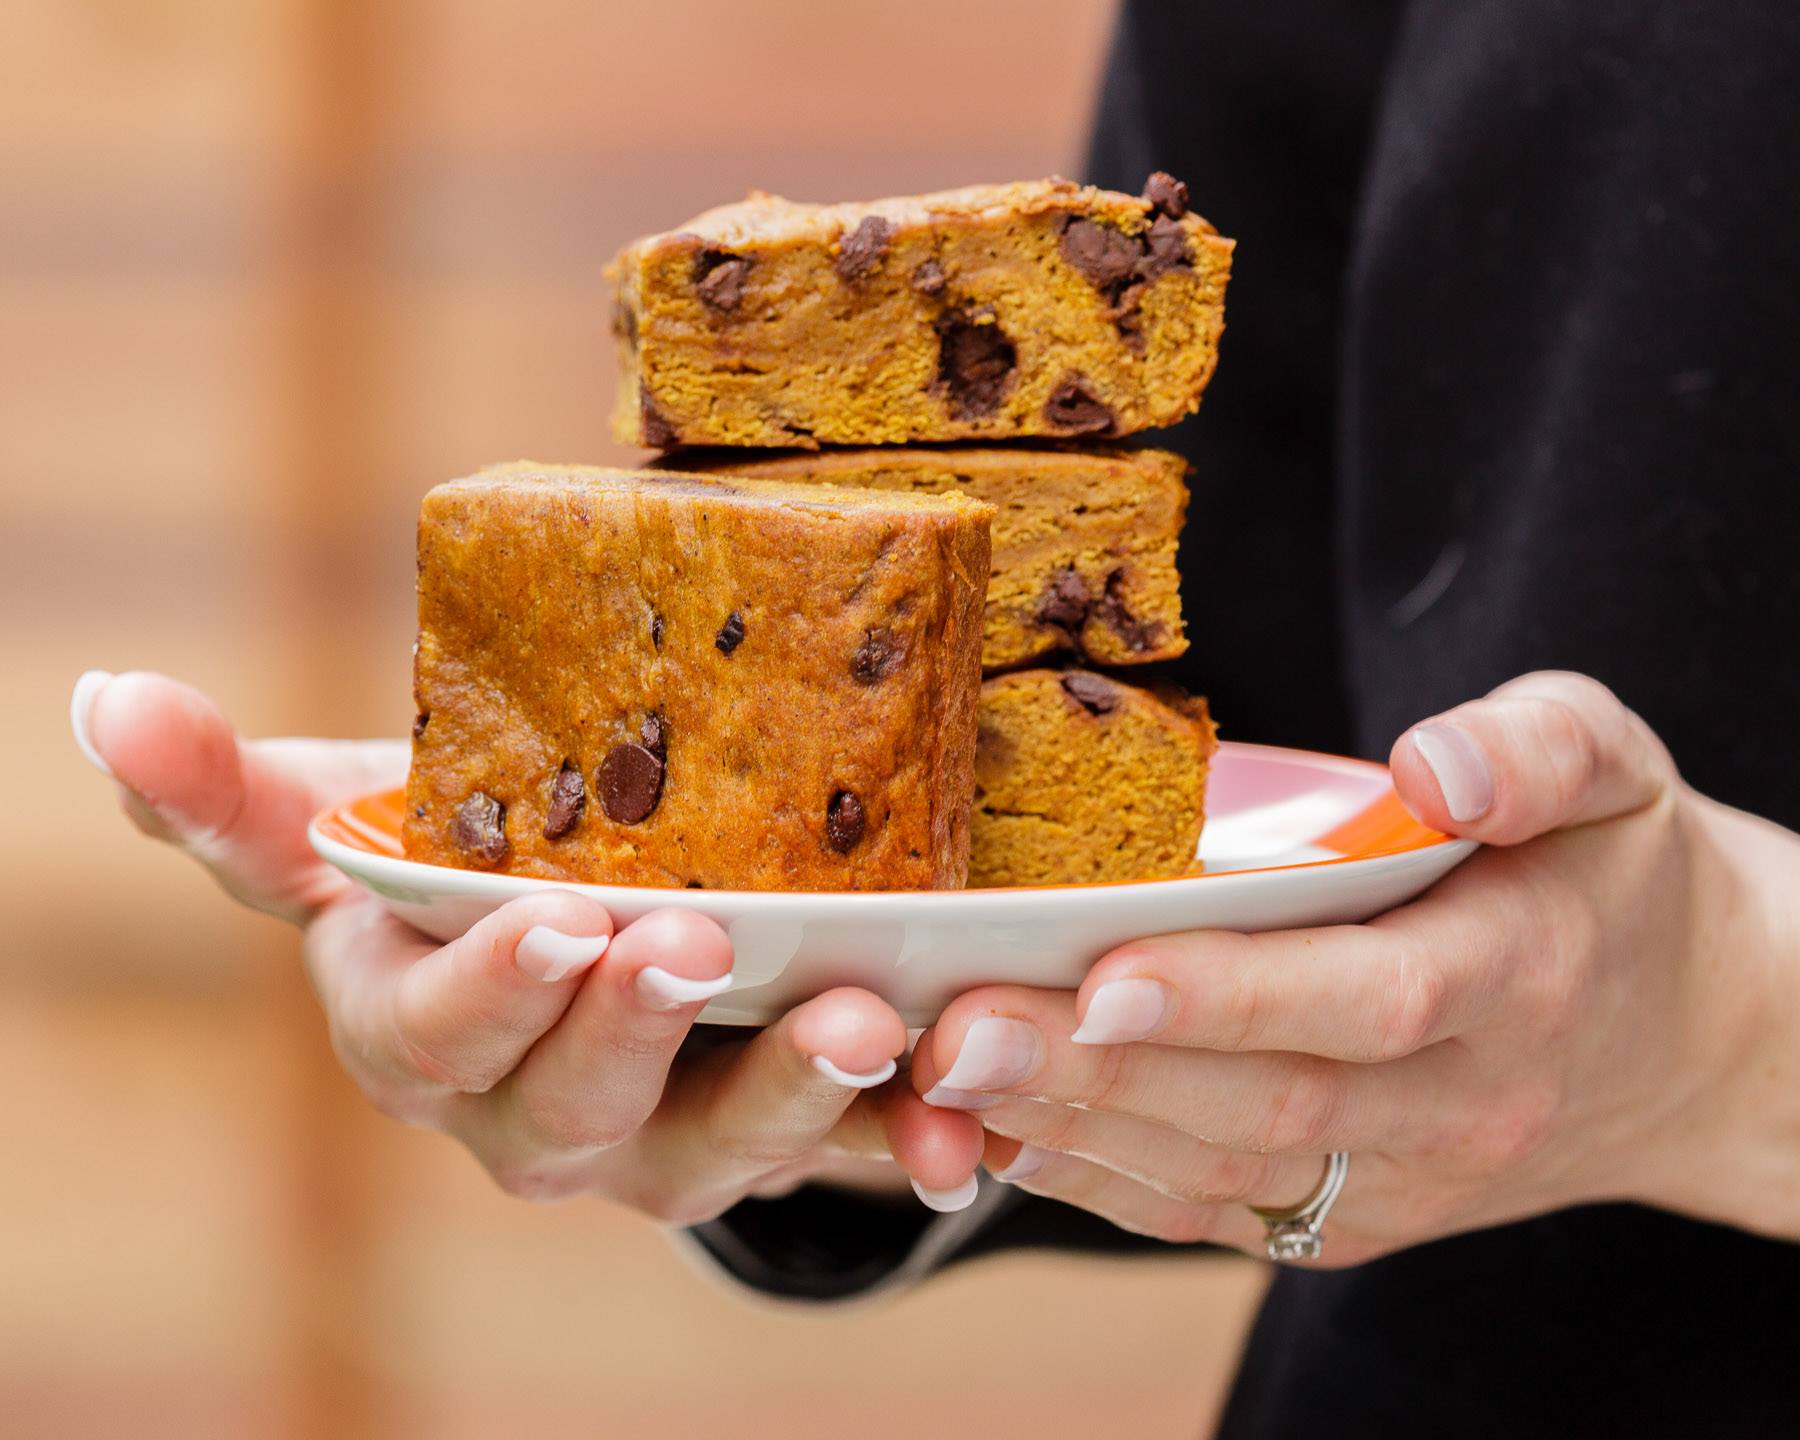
[614,175,1233,885]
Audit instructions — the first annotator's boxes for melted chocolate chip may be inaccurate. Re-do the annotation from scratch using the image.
[1139,214,1190,280]
[1060,218,1142,292]
[1043,376,1117,435]
[836,216,893,281]
[912,258,947,295]
[412,711,430,740]
[611,296,638,345]
[1094,568,1162,652]
[715,611,745,655]
[543,762,586,840]
[450,791,508,866]
[935,310,1016,419]
[1061,672,1119,715]
[1109,280,1148,352]
[850,627,904,684]
[640,713,667,758]
[1142,170,1189,219]
[651,613,664,649]
[694,249,750,311]
[1035,568,1091,633]
[826,791,866,853]
[598,742,664,824]
[640,393,678,448]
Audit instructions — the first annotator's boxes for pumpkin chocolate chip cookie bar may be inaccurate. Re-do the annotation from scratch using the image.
[610,174,1233,449]
[405,463,992,891]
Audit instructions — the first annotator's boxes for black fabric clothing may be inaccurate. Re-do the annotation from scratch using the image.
[695,2,1800,1433]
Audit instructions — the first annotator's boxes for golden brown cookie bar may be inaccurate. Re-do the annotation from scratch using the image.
[970,668,1217,887]
[610,174,1232,448]
[672,444,1188,670]
[405,463,991,891]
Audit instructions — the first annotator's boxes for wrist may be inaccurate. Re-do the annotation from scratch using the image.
[1638,794,1800,1238]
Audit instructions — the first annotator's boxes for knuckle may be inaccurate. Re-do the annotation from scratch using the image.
[517,1092,637,1154]
[1375,946,1450,1060]
[1082,1040,1133,1111]
[1472,1086,1558,1173]
[1187,1149,1277,1206]
[1253,1057,1343,1153]
[484,1158,582,1204]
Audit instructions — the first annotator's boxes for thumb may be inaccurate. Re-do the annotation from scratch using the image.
[74,669,407,923]
[1390,670,1677,846]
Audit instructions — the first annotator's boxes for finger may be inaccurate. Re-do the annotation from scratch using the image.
[919,988,1442,1154]
[973,1095,1316,1208]
[1392,670,1676,844]
[307,889,610,1098]
[983,1136,1249,1249]
[629,988,949,1221]
[1071,909,1504,1061]
[498,908,735,1153]
[76,669,407,922]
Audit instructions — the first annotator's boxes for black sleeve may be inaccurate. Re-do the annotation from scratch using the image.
[682,0,1403,1304]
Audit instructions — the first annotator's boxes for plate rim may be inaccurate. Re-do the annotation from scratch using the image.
[308,741,1477,914]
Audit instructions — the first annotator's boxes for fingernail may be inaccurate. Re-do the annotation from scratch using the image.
[911,1175,979,1213]
[71,670,115,777]
[810,1054,898,1089]
[937,1016,1042,1093]
[921,1085,1002,1111]
[1072,978,1172,1045]
[1412,723,1494,822]
[993,1144,1049,1183]
[515,926,609,983]
[636,965,733,1011]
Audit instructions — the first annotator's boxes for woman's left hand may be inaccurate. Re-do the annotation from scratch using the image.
[907,672,1800,1263]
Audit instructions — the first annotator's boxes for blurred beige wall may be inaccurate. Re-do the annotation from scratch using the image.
[0,2,1265,1436]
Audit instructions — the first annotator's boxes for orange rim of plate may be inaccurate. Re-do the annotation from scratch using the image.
[312,746,1456,894]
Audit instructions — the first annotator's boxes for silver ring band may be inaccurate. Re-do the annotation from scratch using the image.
[1250,1151,1349,1262]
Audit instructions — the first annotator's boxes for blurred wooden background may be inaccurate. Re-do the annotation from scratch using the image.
[0,2,1266,1436]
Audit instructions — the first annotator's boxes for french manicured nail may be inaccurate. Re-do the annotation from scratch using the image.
[810,1054,898,1089]
[515,926,609,983]
[921,1085,1001,1111]
[1071,978,1172,1045]
[936,1017,1042,1093]
[1412,723,1494,822]
[71,670,115,776]
[912,1175,979,1213]
[636,965,733,1011]
[993,1144,1049,1183]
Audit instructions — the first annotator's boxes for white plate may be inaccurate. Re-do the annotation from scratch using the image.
[310,741,1476,1025]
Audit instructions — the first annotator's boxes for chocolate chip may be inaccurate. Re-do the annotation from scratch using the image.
[912,258,947,295]
[935,310,1016,419]
[543,762,586,840]
[1095,568,1161,652]
[641,393,678,448]
[1138,214,1190,280]
[1142,171,1189,219]
[826,791,866,853]
[412,711,430,740]
[850,627,904,684]
[611,296,638,345]
[1043,376,1116,435]
[450,791,508,866]
[651,613,664,649]
[599,742,664,824]
[685,879,704,889]
[1060,218,1142,292]
[715,611,745,655]
[836,216,893,281]
[1035,568,1091,633]
[1061,672,1119,715]
[640,713,667,758]
[694,249,750,311]
[1109,281,1148,352]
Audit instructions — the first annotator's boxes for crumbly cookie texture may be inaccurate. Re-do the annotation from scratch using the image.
[970,668,1217,887]
[405,463,992,891]
[610,174,1233,449]
[671,444,1189,670]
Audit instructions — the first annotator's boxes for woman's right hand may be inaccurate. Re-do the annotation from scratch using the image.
[72,670,986,1221]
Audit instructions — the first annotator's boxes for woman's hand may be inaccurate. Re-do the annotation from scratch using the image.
[73,670,985,1222]
[907,672,1800,1262]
